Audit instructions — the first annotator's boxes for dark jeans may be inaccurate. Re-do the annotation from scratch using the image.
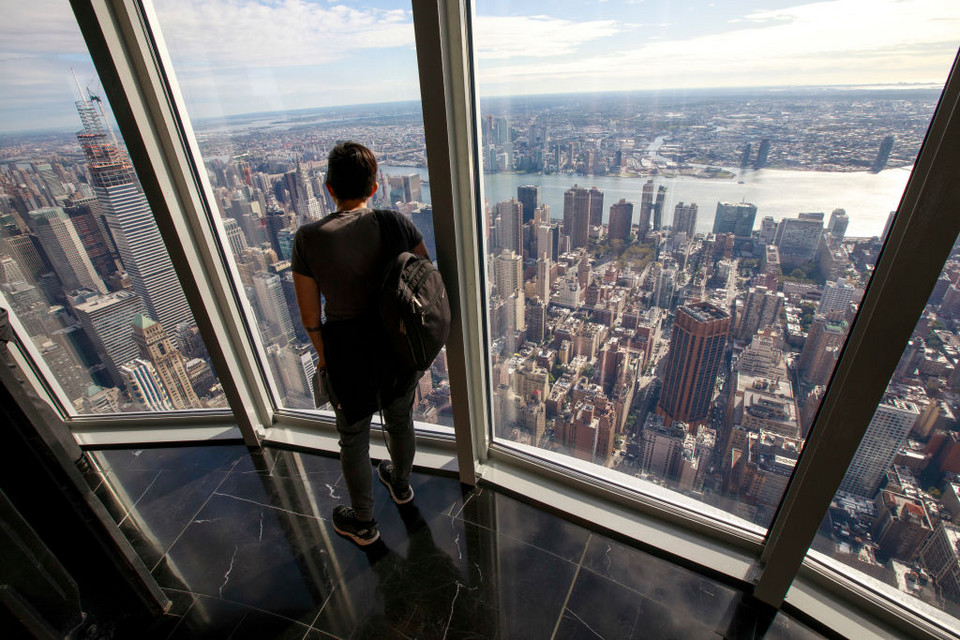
[323,371,417,521]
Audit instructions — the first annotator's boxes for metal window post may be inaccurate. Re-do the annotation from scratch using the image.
[69,0,276,446]
[411,0,491,484]
[754,49,960,610]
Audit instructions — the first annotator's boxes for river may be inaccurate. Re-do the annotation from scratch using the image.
[380,164,915,238]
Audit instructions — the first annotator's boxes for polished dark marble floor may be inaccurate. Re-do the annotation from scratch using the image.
[83,443,829,640]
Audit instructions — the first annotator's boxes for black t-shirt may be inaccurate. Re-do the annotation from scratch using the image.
[291,208,423,321]
[291,208,424,422]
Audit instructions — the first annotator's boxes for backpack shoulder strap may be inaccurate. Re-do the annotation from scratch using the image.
[372,209,406,263]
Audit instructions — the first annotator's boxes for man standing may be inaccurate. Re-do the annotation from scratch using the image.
[292,141,428,545]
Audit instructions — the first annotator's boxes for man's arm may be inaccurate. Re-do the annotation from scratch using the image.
[293,272,326,368]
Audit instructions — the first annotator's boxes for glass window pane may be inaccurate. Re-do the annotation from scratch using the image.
[809,229,960,627]
[151,0,451,427]
[473,0,957,530]
[0,0,223,414]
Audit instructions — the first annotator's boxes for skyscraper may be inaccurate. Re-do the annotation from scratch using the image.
[75,90,194,333]
[27,207,106,294]
[589,186,604,228]
[819,278,856,316]
[657,302,730,426]
[608,199,633,243]
[776,212,824,269]
[496,198,523,255]
[536,252,551,306]
[755,138,771,169]
[252,271,297,347]
[493,249,523,297]
[639,179,654,238]
[672,202,698,238]
[131,314,200,410]
[517,185,540,225]
[652,264,676,310]
[713,202,758,237]
[74,290,146,386]
[828,208,849,239]
[839,396,919,497]
[872,135,895,172]
[563,185,591,250]
[738,286,783,341]
[653,185,667,231]
[65,197,118,281]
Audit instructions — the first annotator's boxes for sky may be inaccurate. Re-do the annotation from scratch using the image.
[0,0,957,132]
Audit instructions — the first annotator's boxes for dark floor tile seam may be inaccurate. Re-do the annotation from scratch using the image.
[116,469,163,528]
[166,588,329,633]
[149,458,244,573]
[210,490,331,522]
[578,536,719,604]
[439,507,587,567]
[550,533,593,640]
[303,585,339,639]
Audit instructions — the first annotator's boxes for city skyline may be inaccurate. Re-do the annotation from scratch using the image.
[1,0,957,131]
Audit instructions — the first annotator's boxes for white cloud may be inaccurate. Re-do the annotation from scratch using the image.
[152,0,415,71]
[476,0,960,93]
[472,15,620,60]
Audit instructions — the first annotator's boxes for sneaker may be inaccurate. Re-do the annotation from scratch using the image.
[378,460,415,504]
[331,505,380,545]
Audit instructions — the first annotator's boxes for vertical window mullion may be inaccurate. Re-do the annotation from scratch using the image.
[410,0,490,483]
[755,49,960,609]
[69,0,275,444]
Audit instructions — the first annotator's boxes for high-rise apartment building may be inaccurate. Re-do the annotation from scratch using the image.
[713,202,758,237]
[588,186,604,228]
[536,252,550,306]
[828,208,849,239]
[0,232,46,282]
[672,202,698,238]
[562,186,591,249]
[64,198,118,280]
[638,179,654,239]
[252,271,297,347]
[819,278,856,316]
[738,286,784,341]
[410,208,437,261]
[403,174,422,203]
[131,314,200,410]
[496,198,523,255]
[653,185,667,231]
[75,91,194,333]
[797,314,848,386]
[493,249,523,297]
[776,212,824,269]
[839,397,919,498]
[223,217,249,257]
[652,264,676,310]
[608,199,633,243]
[74,290,146,385]
[657,302,730,426]
[27,207,106,295]
[517,184,540,225]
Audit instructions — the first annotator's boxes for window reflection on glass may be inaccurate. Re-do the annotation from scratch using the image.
[152,0,451,425]
[473,0,957,529]
[0,0,222,414]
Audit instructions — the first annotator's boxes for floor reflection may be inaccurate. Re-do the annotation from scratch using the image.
[85,444,829,639]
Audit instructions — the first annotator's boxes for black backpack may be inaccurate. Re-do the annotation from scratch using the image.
[374,210,451,371]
